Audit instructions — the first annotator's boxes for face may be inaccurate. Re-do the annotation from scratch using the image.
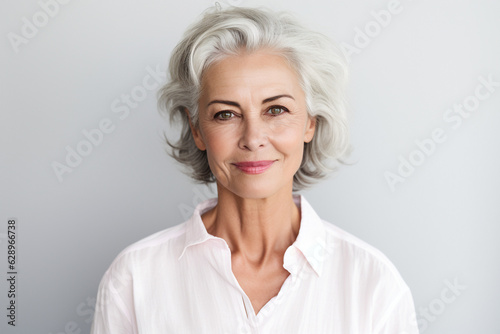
[188,50,316,199]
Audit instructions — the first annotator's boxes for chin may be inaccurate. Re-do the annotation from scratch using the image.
[220,178,291,200]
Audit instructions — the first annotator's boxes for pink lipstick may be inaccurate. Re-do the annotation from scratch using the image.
[232,160,275,174]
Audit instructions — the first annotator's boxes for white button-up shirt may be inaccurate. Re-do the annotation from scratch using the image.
[91,195,419,333]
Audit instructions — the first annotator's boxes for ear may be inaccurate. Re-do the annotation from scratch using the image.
[185,109,206,151]
[304,116,316,143]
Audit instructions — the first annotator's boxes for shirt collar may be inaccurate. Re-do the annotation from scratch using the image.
[178,195,327,277]
[291,195,327,277]
[178,197,219,260]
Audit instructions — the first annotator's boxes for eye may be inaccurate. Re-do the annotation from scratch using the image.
[214,111,234,120]
[267,106,288,116]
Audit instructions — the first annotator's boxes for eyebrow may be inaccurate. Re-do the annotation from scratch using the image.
[206,94,294,108]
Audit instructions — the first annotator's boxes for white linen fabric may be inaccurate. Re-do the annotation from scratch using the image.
[91,195,419,334]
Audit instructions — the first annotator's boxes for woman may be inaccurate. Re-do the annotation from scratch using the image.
[91,6,419,334]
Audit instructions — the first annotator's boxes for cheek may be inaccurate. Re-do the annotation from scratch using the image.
[270,127,306,163]
[271,118,308,148]
[200,123,225,148]
[201,126,235,166]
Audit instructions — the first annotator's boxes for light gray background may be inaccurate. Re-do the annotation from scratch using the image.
[1,0,499,333]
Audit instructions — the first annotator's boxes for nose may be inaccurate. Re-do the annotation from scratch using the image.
[238,116,268,151]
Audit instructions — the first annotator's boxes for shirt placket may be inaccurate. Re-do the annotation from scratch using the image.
[211,239,260,332]
[209,239,306,334]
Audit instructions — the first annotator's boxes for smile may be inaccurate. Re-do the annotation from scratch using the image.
[232,160,275,174]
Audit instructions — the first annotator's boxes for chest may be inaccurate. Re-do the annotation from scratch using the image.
[231,261,291,315]
[134,250,379,334]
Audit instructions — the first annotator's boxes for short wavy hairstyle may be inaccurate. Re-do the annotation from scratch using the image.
[158,6,350,191]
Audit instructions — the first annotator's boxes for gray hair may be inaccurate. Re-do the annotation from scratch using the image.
[158,6,350,191]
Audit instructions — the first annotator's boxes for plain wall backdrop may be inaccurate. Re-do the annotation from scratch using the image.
[1,0,499,333]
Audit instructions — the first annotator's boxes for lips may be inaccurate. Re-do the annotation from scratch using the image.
[232,160,275,174]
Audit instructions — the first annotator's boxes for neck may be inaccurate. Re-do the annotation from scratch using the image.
[202,183,301,267]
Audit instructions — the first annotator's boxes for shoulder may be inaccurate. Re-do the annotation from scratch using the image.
[321,219,409,290]
[101,222,187,281]
[319,220,417,330]
[94,222,187,310]
[92,222,190,332]
[120,222,186,257]
[99,197,218,282]
[299,195,408,289]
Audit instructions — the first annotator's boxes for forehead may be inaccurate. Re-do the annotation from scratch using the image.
[200,50,304,100]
